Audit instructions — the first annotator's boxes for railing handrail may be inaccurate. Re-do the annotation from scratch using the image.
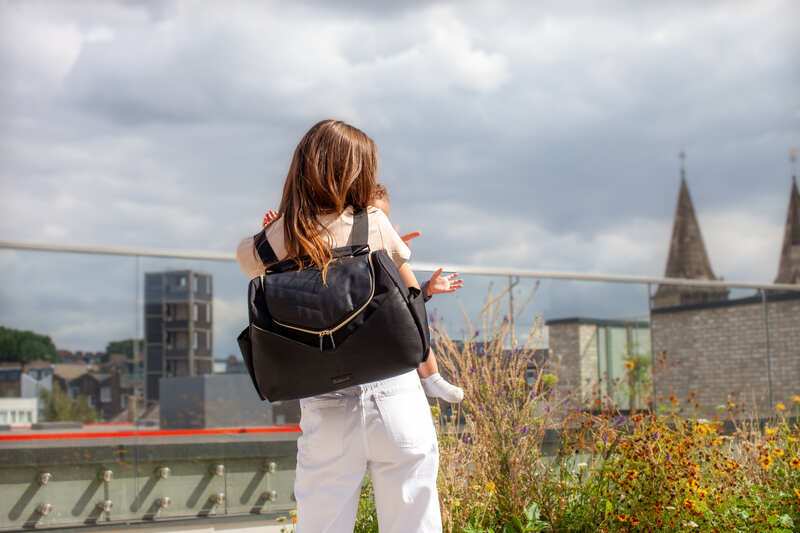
[2,239,799,291]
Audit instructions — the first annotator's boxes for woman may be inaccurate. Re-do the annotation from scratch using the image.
[236,120,442,532]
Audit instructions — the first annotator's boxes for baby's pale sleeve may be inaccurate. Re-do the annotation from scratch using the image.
[236,236,264,280]
[375,211,411,269]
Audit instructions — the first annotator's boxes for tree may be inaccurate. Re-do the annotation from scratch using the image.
[0,326,57,363]
[39,382,98,423]
[104,338,144,363]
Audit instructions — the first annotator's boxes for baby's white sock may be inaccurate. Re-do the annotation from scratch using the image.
[421,373,464,403]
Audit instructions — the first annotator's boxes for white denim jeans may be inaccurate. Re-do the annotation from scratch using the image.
[294,369,442,533]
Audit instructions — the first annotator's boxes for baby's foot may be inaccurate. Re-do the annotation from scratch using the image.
[421,373,464,403]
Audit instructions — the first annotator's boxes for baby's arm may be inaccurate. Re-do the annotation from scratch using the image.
[422,268,463,300]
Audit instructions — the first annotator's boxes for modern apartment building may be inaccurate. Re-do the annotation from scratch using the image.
[144,270,213,403]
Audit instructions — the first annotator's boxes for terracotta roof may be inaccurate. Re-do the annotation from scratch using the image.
[774,176,800,284]
[53,364,90,381]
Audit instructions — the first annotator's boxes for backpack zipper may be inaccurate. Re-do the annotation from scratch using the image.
[270,253,376,351]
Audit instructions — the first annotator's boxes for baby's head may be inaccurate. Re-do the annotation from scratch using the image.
[371,183,390,215]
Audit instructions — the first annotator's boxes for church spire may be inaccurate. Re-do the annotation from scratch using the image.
[653,152,729,308]
[774,148,800,285]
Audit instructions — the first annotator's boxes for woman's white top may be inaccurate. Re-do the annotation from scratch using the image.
[236,205,411,280]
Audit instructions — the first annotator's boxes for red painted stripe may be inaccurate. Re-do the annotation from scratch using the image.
[0,425,301,441]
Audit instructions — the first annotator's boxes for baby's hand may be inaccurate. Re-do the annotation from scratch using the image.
[427,268,463,296]
[263,209,278,227]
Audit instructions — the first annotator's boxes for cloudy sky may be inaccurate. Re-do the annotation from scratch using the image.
[1,0,798,355]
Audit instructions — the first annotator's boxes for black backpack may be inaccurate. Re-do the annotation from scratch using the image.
[237,208,430,401]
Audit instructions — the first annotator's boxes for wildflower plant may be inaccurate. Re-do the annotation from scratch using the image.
[352,286,800,532]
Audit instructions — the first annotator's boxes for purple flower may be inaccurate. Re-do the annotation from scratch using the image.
[470,366,476,373]
[512,438,518,445]
[666,453,671,461]
[561,399,569,407]
[520,426,529,434]
[602,435,608,444]
[614,416,628,426]
[462,436,471,444]
[545,406,551,413]
[474,330,480,337]
[535,279,541,287]
[478,404,485,412]
[651,432,659,440]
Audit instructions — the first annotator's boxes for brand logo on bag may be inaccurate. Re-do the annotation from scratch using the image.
[331,374,352,385]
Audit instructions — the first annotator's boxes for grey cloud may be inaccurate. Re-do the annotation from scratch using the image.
[1,0,798,354]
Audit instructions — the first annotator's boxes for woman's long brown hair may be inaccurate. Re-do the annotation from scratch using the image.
[275,120,377,281]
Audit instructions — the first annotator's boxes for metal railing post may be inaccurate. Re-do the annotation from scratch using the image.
[761,289,774,409]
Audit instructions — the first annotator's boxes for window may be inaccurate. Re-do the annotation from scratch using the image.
[193,274,199,292]
[205,303,210,322]
[10,411,16,424]
[89,395,96,408]
[0,411,6,424]
[194,303,199,321]
[194,331,200,350]
[100,386,111,403]
[121,395,128,409]
[179,276,187,288]
[69,386,79,399]
[26,411,32,423]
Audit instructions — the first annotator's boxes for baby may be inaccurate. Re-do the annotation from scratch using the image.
[262,184,465,403]
[370,183,464,403]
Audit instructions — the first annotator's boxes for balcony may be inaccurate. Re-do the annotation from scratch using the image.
[1,241,798,531]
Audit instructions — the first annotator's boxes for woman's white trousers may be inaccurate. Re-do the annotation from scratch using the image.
[294,370,442,532]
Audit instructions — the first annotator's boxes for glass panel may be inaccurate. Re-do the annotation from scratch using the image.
[2,246,797,530]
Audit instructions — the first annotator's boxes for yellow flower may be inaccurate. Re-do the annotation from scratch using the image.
[788,436,798,443]
[795,487,800,501]
[276,517,287,522]
[697,489,707,500]
[772,448,784,457]
[683,498,696,510]
[790,457,800,469]
[626,470,638,480]
[630,516,640,526]
[486,481,496,494]
[726,400,736,408]
[625,360,635,371]
[791,395,800,404]
[711,438,722,446]
[765,428,776,436]
[617,513,629,522]
[289,510,297,517]
[760,455,773,469]
[776,402,786,411]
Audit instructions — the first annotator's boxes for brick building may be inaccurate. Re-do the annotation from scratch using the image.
[652,173,800,415]
[548,166,800,416]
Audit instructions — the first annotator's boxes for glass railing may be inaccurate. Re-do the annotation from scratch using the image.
[0,242,798,530]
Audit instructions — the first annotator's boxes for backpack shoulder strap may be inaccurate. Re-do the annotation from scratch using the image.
[351,207,369,247]
[252,228,279,266]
